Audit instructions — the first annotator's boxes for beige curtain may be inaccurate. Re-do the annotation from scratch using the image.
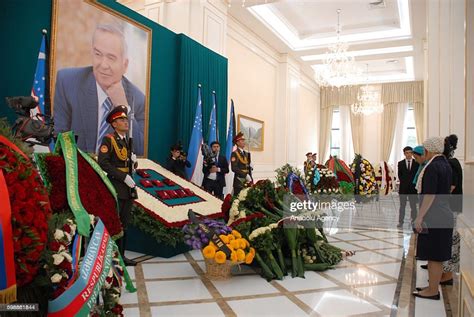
[349,112,363,154]
[319,105,334,163]
[381,103,399,161]
[321,81,423,110]
[381,81,423,104]
[413,101,424,143]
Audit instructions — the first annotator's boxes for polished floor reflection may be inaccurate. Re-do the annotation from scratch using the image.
[121,194,457,316]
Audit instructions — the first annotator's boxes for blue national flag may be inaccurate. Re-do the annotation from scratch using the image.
[225,99,236,163]
[31,32,54,152]
[31,34,47,116]
[185,86,204,182]
[208,92,218,145]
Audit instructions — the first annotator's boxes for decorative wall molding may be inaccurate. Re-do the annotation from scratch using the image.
[203,6,226,54]
[227,16,280,67]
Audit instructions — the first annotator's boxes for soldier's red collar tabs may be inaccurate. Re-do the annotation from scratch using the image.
[233,132,245,144]
[106,105,128,124]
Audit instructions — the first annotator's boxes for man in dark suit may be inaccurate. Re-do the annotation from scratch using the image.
[167,143,191,179]
[231,132,252,196]
[54,24,145,155]
[98,105,138,266]
[202,141,229,199]
[397,146,419,228]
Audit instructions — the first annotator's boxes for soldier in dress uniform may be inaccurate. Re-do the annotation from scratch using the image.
[98,105,138,266]
[231,132,252,196]
[303,152,313,176]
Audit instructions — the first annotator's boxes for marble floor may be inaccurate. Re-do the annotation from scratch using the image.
[121,194,458,317]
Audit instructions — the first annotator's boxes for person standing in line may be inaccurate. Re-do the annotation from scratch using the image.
[98,105,138,266]
[397,146,419,228]
[413,137,454,300]
[434,134,463,284]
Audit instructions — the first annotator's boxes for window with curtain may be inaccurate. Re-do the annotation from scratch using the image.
[330,108,341,157]
[404,104,417,147]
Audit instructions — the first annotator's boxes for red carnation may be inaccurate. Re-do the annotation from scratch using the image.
[111,304,124,314]
[62,224,72,234]
[20,236,32,247]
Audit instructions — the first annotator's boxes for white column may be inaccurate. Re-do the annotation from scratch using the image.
[426,0,466,159]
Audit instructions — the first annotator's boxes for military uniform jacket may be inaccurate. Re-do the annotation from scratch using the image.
[98,132,133,200]
[231,149,251,183]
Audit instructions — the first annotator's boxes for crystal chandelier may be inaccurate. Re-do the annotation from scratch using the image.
[315,9,362,88]
[351,64,384,116]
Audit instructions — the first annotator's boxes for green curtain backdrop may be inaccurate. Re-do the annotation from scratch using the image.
[177,35,228,152]
[0,0,228,166]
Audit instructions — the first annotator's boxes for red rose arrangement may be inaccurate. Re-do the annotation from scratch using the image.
[44,154,123,238]
[0,143,51,286]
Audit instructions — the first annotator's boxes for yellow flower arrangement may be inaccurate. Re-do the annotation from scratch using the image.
[249,247,255,256]
[245,252,254,264]
[199,228,254,266]
[219,235,229,244]
[231,230,242,239]
[215,251,226,264]
[236,249,246,262]
[203,245,216,259]
[230,251,238,263]
[230,239,240,250]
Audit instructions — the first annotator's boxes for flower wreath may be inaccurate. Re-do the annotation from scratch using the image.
[45,212,125,317]
[0,130,51,287]
[305,165,340,195]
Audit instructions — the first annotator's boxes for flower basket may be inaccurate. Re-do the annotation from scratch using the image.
[204,258,236,280]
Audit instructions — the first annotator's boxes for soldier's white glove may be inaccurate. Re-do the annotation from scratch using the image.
[131,153,137,165]
[124,175,136,188]
[245,174,252,182]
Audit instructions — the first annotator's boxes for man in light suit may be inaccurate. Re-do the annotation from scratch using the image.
[54,24,145,155]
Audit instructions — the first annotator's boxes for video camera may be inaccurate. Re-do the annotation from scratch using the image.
[6,96,54,146]
[201,143,217,166]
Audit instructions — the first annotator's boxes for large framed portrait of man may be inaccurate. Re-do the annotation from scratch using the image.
[51,0,150,156]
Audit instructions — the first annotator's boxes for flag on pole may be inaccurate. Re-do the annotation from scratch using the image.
[185,86,204,185]
[224,99,237,195]
[31,32,47,118]
[31,30,53,152]
[208,92,218,145]
[225,99,236,162]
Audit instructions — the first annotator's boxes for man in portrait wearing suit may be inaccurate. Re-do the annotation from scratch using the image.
[54,24,145,155]
[231,132,252,196]
[202,141,229,199]
[397,146,419,228]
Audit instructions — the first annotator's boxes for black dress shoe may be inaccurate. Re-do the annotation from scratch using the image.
[123,257,137,266]
[416,287,427,291]
[440,279,453,285]
[412,292,440,300]
[420,264,428,270]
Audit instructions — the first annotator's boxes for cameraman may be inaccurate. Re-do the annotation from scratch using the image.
[202,141,229,199]
[167,143,190,179]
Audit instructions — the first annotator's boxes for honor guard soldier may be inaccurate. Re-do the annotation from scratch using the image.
[98,105,138,266]
[231,132,252,196]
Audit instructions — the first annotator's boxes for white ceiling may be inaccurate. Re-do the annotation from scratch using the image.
[228,0,426,85]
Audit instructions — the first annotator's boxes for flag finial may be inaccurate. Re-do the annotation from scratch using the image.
[42,29,47,34]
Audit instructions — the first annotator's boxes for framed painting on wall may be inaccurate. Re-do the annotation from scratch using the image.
[237,114,264,151]
[50,0,151,156]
